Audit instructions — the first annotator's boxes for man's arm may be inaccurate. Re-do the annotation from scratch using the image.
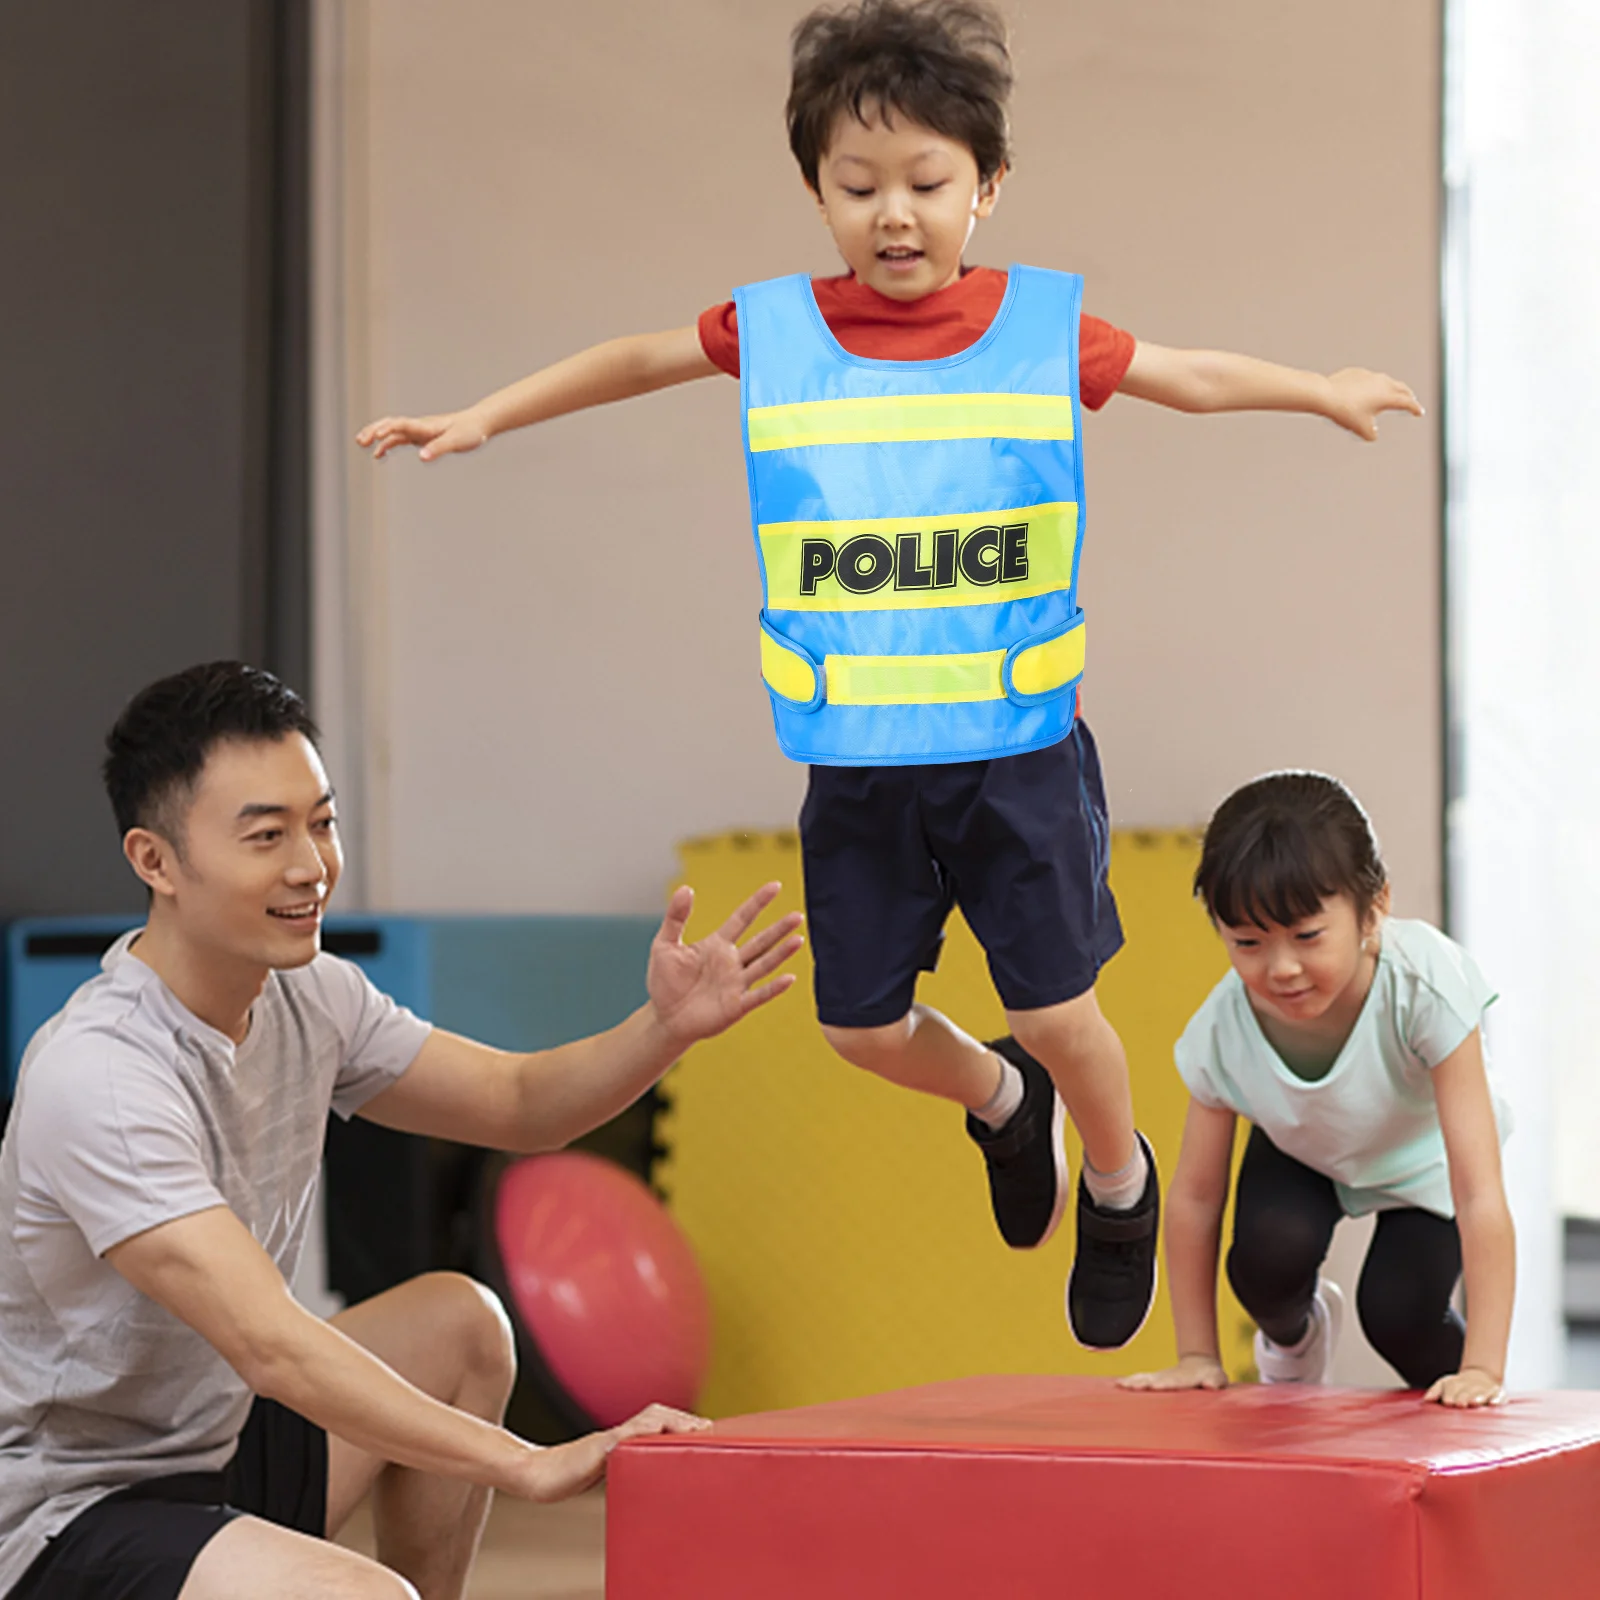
[357,325,719,462]
[107,1207,703,1501]
[1118,341,1423,441]
[358,880,803,1153]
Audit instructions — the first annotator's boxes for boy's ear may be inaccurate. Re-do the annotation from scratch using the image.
[974,162,1008,220]
[805,178,829,222]
[124,827,182,900]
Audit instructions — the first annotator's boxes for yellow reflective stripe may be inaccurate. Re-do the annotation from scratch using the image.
[759,501,1078,613]
[778,620,1086,708]
[827,650,1004,706]
[1011,621,1086,696]
[748,392,1075,452]
[760,631,817,703]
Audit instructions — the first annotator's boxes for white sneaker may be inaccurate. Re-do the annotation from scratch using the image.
[1255,1279,1346,1384]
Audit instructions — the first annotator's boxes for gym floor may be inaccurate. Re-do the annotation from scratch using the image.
[337,1490,605,1598]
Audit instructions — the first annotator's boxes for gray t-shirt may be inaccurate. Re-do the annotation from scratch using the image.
[0,932,431,1595]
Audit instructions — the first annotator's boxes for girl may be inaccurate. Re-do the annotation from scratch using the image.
[1122,771,1513,1407]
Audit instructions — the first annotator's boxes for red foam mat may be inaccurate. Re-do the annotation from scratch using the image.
[607,1375,1600,1598]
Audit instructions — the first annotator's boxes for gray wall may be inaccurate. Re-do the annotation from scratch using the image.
[0,2,306,915]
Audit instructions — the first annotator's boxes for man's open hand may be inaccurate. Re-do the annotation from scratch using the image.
[647,881,804,1049]
[521,1403,711,1502]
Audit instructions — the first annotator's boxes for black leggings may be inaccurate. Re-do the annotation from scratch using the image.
[1226,1127,1465,1389]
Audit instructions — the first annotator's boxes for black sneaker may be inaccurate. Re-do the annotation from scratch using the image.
[963,1036,1068,1249]
[1066,1131,1160,1349]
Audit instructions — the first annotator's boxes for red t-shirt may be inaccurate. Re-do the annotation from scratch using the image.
[698,266,1136,408]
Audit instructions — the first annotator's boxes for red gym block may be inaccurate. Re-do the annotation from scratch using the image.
[607,1375,1600,1598]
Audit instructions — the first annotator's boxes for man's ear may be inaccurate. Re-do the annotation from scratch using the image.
[974,162,1008,220]
[124,827,181,900]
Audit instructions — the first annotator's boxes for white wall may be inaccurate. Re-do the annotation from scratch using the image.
[318,0,1442,922]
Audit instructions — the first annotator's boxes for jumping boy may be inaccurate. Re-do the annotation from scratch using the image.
[358,0,1422,1350]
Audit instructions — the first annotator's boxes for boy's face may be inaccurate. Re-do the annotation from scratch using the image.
[127,733,343,974]
[1216,890,1387,1031]
[810,107,1003,301]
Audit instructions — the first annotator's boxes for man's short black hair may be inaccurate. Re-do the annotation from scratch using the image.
[1194,771,1389,930]
[787,0,1014,189]
[103,661,321,843]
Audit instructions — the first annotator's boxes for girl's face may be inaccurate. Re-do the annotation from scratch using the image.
[810,108,1004,301]
[1217,889,1389,1030]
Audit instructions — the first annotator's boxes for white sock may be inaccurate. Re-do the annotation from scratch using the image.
[1084,1139,1149,1212]
[971,1055,1025,1130]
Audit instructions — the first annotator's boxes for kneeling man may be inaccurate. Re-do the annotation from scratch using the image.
[0,661,803,1600]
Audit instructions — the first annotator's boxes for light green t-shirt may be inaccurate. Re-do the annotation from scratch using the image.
[1174,918,1509,1219]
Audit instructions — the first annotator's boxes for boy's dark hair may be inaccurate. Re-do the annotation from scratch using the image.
[1194,771,1389,930]
[787,0,1013,188]
[103,661,320,844]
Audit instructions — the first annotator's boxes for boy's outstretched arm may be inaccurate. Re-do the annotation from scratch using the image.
[1119,1098,1237,1393]
[358,325,719,461]
[1118,341,1423,441]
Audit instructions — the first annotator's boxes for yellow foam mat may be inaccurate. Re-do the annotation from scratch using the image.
[658,828,1254,1416]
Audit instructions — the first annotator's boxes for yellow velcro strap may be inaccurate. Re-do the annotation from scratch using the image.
[1010,620,1086,697]
[826,650,1004,706]
[760,630,818,704]
[748,392,1075,453]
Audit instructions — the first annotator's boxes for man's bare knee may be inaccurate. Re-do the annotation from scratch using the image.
[293,1565,418,1600]
[327,1569,420,1600]
[462,1276,517,1399]
[417,1271,517,1405]
[179,1518,420,1600]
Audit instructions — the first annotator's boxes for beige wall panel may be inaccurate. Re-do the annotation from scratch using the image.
[342,0,1439,918]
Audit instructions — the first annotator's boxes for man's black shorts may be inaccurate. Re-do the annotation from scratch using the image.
[799,719,1124,1028]
[10,1398,328,1600]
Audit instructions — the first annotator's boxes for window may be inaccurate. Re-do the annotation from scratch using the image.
[1444,0,1600,1385]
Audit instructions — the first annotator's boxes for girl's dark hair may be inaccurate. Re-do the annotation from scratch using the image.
[103,660,320,842]
[787,0,1014,188]
[1194,771,1389,929]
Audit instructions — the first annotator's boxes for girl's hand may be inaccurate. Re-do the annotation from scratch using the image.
[356,408,490,462]
[1424,1367,1505,1408]
[1325,368,1425,441]
[1119,1354,1229,1393]
[517,1404,711,1502]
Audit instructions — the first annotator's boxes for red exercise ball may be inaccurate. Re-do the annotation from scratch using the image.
[492,1151,712,1428]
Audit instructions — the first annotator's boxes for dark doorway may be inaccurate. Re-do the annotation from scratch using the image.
[0,1,311,915]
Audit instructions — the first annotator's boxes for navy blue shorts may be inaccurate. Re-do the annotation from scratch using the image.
[799,719,1123,1028]
[10,1398,327,1600]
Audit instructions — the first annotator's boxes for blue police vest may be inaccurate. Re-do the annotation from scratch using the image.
[734,265,1087,766]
